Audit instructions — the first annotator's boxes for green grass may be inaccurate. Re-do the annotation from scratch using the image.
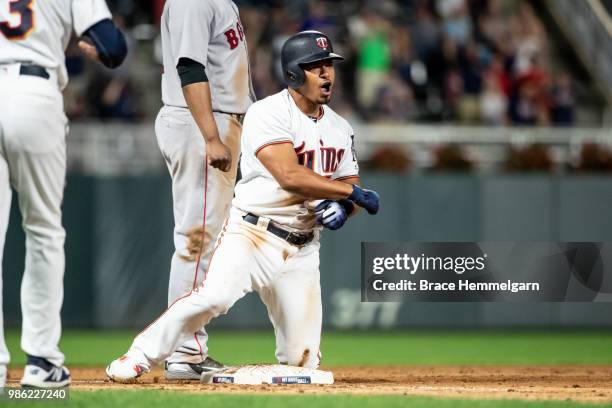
[4,329,612,367]
[1,391,611,408]
[4,330,612,408]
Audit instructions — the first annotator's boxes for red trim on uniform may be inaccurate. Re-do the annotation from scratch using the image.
[192,217,229,359]
[254,140,293,156]
[192,154,210,359]
[334,174,359,181]
[192,154,209,290]
[194,333,203,357]
[200,217,229,289]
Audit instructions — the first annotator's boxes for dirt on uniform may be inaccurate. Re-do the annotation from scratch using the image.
[6,365,612,403]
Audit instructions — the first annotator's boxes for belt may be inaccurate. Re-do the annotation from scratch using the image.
[19,64,50,79]
[214,110,244,124]
[242,213,314,247]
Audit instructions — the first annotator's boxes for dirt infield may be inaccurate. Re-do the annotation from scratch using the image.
[7,366,612,403]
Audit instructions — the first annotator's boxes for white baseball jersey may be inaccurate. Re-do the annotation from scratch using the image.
[0,0,112,89]
[234,89,360,231]
[160,0,255,113]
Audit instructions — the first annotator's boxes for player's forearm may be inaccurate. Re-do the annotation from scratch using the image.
[279,165,353,200]
[182,82,221,143]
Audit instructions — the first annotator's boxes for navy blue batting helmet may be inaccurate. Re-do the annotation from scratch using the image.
[281,31,344,88]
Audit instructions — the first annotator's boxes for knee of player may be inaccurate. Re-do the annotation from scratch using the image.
[23,221,66,242]
[286,346,319,369]
[198,291,235,316]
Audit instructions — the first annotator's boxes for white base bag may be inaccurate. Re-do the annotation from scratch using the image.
[200,364,334,385]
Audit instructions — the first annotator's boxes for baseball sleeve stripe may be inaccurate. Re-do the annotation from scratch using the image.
[254,139,293,156]
[333,174,359,181]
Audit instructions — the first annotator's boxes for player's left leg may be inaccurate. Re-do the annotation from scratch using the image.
[259,240,323,368]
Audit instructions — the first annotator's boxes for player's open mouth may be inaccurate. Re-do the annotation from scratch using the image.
[320,82,332,96]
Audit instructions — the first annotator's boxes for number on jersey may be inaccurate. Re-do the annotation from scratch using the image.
[0,0,34,39]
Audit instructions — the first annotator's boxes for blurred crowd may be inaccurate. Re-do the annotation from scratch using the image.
[65,0,580,126]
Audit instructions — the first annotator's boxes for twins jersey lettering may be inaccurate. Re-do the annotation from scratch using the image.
[160,0,255,113]
[234,89,359,231]
[0,0,112,89]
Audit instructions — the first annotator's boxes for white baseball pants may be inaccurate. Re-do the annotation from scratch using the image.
[129,207,323,369]
[155,106,242,364]
[0,67,67,368]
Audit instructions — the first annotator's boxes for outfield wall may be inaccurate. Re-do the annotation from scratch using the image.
[3,173,612,329]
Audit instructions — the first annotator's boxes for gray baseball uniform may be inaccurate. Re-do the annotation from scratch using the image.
[156,0,255,365]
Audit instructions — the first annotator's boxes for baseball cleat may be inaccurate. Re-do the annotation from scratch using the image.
[164,356,225,380]
[106,355,150,383]
[20,355,71,388]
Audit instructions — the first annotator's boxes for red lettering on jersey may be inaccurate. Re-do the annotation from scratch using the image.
[320,147,345,174]
[295,142,315,170]
[225,22,246,49]
[294,142,345,173]
[320,147,336,173]
[337,149,345,163]
[225,29,239,49]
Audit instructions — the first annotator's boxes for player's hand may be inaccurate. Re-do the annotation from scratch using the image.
[78,39,101,63]
[206,139,232,172]
[315,200,348,230]
[348,185,380,215]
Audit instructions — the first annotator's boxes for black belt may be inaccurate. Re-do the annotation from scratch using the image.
[214,110,244,124]
[242,213,314,247]
[19,64,50,79]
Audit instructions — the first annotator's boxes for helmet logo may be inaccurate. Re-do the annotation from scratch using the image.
[316,37,329,49]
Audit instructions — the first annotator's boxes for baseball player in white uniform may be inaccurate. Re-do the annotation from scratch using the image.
[106,31,379,382]
[156,0,255,380]
[0,0,126,388]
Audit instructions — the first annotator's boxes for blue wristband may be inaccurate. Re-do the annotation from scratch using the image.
[336,199,355,215]
[83,19,127,68]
